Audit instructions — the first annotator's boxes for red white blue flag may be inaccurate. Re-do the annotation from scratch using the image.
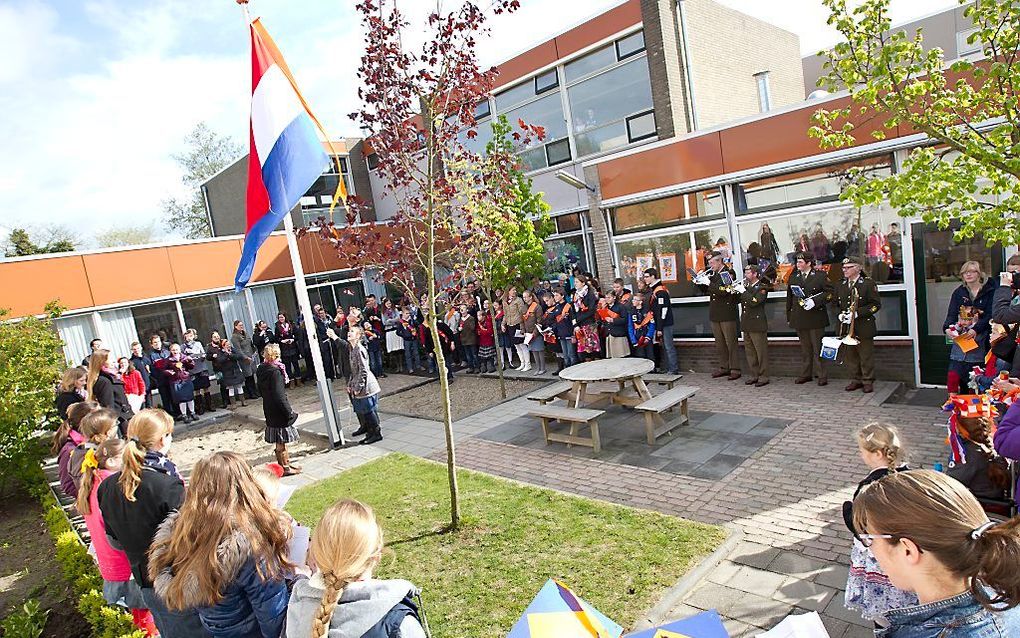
[234,18,330,291]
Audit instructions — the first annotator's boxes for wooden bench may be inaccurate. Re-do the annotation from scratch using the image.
[527,404,607,454]
[642,373,685,389]
[635,385,697,445]
[526,381,574,405]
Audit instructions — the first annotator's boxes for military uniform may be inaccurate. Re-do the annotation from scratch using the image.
[833,274,882,386]
[740,280,769,385]
[702,268,740,377]
[786,268,834,384]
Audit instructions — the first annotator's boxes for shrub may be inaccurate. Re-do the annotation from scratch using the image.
[1,600,49,638]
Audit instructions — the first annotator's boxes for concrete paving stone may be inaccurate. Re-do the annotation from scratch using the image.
[773,578,836,612]
[697,413,764,434]
[727,592,791,629]
[689,454,747,480]
[656,440,729,463]
[727,566,789,598]
[822,594,871,627]
[706,560,741,586]
[818,615,850,638]
[813,564,850,591]
[730,541,782,570]
[615,452,674,471]
[660,459,706,475]
[723,616,760,637]
[768,551,831,579]
[839,622,876,638]
[663,602,704,618]
[684,582,746,615]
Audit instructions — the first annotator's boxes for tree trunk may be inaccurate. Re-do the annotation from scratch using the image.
[426,272,460,530]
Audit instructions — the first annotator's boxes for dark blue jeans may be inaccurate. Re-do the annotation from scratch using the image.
[660,324,679,373]
[403,340,421,372]
[141,587,212,637]
[463,344,479,369]
[368,346,383,376]
[560,338,579,367]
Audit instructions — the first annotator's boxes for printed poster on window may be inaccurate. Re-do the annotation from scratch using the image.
[659,253,678,283]
[636,253,655,276]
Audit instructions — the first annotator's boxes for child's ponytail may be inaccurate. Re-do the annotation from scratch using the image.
[118,409,173,502]
[856,422,905,470]
[971,517,1020,610]
[76,448,101,515]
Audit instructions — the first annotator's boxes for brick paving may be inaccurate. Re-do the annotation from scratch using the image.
[279,370,945,636]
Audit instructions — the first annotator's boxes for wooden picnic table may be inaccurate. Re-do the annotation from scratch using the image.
[558,358,655,409]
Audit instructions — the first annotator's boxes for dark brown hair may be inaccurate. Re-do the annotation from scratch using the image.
[51,400,99,453]
[854,469,1020,611]
[957,416,1011,491]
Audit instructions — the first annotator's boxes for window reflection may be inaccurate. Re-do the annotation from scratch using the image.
[567,58,654,156]
[734,155,893,214]
[613,189,725,234]
[615,226,731,298]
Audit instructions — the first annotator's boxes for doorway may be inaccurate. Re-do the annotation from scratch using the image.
[911,222,1002,385]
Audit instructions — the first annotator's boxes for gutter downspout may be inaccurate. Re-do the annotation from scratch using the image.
[677,0,699,131]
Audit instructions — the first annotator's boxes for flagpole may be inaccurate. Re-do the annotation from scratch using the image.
[283,214,346,448]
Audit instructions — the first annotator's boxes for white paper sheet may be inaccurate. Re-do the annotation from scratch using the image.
[288,523,311,567]
[755,612,830,638]
[277,483,298,508]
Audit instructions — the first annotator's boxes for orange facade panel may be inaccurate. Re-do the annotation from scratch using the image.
[248,234,296,283]
[553,0,642,60]
[598,132,725,200]
[166,241,243,293]
[493,40,559,90]
[83,248,177,307]
[0,255,95,318]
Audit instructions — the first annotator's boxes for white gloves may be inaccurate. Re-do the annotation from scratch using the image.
[694,275,710,287]
[802,298,815,311]
[839,312,852,325]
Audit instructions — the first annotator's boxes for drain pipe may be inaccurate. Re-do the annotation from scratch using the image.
[676,0,699,131]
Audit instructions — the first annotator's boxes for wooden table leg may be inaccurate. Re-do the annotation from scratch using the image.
[573,381,586,409]
[632,376,653,401]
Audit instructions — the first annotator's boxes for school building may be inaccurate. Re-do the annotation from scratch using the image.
[1,0,1009,387]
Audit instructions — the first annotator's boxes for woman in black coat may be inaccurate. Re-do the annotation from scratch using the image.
[86,350,134,436]
[255,344,300,476]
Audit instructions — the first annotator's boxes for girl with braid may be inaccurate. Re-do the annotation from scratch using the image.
[947,415,1012,508]
[843,423,917,625]
[287,499,427,638]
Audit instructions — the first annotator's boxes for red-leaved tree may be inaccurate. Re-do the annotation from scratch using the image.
[308,0,542,529]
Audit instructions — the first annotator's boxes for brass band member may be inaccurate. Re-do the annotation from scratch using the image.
[786,251,833,386]
[833,257,882,393]
[700,251,741,380]
[740,263,769,387]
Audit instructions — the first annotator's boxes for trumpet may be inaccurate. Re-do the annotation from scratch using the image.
[724,278,748,295]
[687,267,711,286]
[838,285,860,346]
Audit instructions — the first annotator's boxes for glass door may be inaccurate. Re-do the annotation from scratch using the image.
[911,222,1002,385]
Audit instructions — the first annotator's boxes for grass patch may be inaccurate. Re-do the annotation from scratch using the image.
[286,454,727,637]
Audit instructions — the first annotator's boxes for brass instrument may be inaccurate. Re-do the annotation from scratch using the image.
[724,278,748,295]
[839,284,860,346]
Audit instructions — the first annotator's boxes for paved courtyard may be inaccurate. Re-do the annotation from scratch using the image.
[272,370,945,637]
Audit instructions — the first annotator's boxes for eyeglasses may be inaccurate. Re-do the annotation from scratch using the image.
[842,500,899,547]
[856,533,896,548]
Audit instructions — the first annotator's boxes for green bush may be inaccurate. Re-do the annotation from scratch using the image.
[1,600,48,638]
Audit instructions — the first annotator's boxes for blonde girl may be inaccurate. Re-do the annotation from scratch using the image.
[69,407,118,495]
[286,499,427,638]
[851,470,1020,636]
[77,439,157,635]
[95,409,205,637]
[55,366,87,422]
[149,451,292,638]
[844,423,916,624]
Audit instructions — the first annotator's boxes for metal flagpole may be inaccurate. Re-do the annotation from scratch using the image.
[283,214,346,447]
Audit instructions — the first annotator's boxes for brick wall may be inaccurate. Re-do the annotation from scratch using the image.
[683,0,805,129]
[640,0,692,138]
[675,339,916,384]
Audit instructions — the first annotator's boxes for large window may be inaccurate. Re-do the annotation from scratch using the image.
[132,302,181,346]
[180,295,226,344]
[543,235,589,281]
[736,202,905,287]
[500,91,568,171]
[612,189,725,234]
[734,155,893,215]
[616,225,731,299]
[757,290,907,336]
[567,53,654,157]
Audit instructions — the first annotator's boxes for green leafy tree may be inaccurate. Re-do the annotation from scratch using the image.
[4,228,38,257]
[4,226,79,257]
[0,303,66,492]
[161,122,242,238]
[810,0,1020,245]
[452,115,553,398]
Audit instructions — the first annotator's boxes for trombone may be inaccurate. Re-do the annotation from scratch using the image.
[838,285,860,346]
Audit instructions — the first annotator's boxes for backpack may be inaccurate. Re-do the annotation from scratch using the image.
[361,593,427,638]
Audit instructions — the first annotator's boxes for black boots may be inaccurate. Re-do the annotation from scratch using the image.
[359,411,383,445]
[205,393,216,413]
[351,413,369,437]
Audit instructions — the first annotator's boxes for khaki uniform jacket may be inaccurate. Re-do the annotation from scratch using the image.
[703,268,740,322]
[833,276,882,339]
[740,281,769,333]
[786,268,833,331]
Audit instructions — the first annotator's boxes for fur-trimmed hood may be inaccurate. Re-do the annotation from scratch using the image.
[150,510,258,610]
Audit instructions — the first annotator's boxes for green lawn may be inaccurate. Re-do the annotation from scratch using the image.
[286,454,726,637]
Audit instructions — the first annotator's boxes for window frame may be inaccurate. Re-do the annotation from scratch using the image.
[626,109,657,143]
[534,69,559,95]
[615,30,646,61]
[754,71,772,113]
[545,138,572,167]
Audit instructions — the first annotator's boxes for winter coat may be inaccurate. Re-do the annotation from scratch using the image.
[91,370,134,431]
[395,319,419,342]
[57,429,86,499]
[994,401,1020,463]
[129,354,151,391]
[55,390,84,422]
[160,355,195,385]
[786,268,833,331]
[649,281,674,328]
[544,301,576,339]
[476,314,495,348]
[97,457,186,588]
[182,341,210,375]
[83,469,132,582]
[944,279,999,358]
[256,363,297,430]
[145,348,173,388]
[231,332,257,376]
[459,313,478,346]
[252,329,276,360]
[521,301,542,335]
[69,442,98,494]
[150,512,289,638]
[992,284,1020,325]
[287,577,427,638]
[572,289,598,326]
[213,350,246,387]
[601,302,629,338]
[503,296,527,328]
[274,322,300,360]
[946,440,1010,503]
[348,343,381,399]
[627,306,656,346]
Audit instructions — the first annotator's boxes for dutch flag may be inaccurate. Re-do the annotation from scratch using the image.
[234,18,330,291]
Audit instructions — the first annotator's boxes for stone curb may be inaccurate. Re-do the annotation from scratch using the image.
[631,524,744,631]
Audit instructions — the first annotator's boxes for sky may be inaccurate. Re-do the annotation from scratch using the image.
[0,0,962,243]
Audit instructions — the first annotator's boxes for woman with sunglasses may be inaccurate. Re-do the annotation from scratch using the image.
[850,469,1020,636]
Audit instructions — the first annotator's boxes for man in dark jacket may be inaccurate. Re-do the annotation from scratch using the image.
[700,252,741,380]
[991,258,1020,376]
[313,306,338,380]
[740,264,769,387]
[144,335,180,418]
[786,252,834,386]
[129,341,152,408]
[545,287,578,368]
[833,257,882,393]
[642,268,679,375]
